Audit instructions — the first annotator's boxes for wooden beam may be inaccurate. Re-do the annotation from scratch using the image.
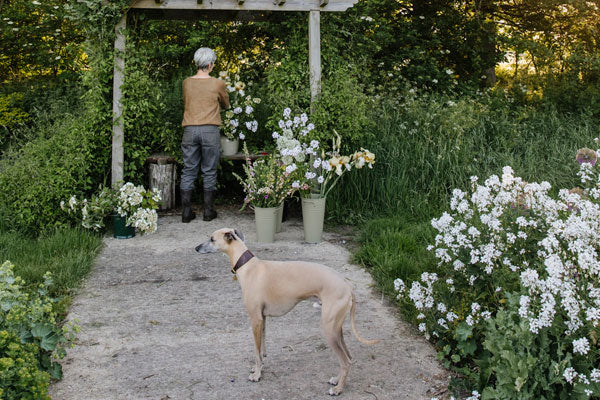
[131,9,273,21]
[112,14,126,187]
[130,0,359,12]
[309,10,321,108]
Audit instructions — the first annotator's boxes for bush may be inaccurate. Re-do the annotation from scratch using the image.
[0,330,50,400]
[0,108,107,235]
[0,261,77,398]
[395,161,600,398]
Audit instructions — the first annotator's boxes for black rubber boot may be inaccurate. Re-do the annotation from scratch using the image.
[203,190,218,221]
[181,189,196,223]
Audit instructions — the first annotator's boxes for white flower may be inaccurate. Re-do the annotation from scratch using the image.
[305,171,317,180]
[233,107,242,114]
[272,132,280,139]
[573,338,590,355]
[245,105,254,114]
[446,69,454,75]
[564,367,577,384]
[285,164,297,174]
[291,181,300,189]
[283,108,291,117]
[317,176,324,184]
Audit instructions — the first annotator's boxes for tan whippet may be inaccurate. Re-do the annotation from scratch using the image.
[195,228,379,396]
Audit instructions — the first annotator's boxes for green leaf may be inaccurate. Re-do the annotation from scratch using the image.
[31,323,53,339]
[451,354,461,363]
[456,322,473,342]
[41,332,59,351]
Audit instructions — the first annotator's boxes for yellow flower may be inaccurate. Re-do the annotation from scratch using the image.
[234,81,246,91]
[253,98,261,104]
[329,156,340,167]
[219,71,228,79]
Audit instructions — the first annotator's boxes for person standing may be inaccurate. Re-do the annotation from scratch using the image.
[180,47,229,223]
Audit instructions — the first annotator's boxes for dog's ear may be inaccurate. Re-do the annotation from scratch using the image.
[224,231,236,243]
[234,229,244,242]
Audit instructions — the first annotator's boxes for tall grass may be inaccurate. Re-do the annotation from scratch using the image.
[328,92,598,223]
[0,228,103,296]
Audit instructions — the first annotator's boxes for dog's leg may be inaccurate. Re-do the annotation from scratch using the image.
[261,317,267,357]
[249,316,264,382]
[322,305,351,396]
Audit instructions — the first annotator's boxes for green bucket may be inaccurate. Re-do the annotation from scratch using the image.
[112,214,135,239]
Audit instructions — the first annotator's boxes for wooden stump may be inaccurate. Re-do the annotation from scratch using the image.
[147,154,177,211]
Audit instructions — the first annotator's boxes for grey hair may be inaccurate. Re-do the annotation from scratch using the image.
[193,47,217,70]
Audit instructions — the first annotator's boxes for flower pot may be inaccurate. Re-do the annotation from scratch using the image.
[276,202,284,233]
[112,214,135,239]
[254,206,278,243]
[301,194,326,243]
[220,137,239,156]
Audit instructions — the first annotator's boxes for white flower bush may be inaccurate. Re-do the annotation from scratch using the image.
[395,149,600,398]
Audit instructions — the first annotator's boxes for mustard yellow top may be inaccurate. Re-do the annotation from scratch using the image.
[181,77,230,127]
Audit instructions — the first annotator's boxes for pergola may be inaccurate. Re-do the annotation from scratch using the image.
[111,0,358,186]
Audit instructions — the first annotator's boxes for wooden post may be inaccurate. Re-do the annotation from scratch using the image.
[112,14,126,187]
[308,10,321,109]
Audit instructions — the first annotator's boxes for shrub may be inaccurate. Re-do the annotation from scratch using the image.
[0,109,105,235]
[0,330,50,400]
[395,158,600,398]
[0,261,77,397]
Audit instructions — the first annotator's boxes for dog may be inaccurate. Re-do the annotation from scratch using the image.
[195,228,379,396]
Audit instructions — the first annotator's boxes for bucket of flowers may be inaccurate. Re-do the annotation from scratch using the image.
[233,144,297,242]
[62,182,162,238]
[272,108,375,242]
[219,71,260,156]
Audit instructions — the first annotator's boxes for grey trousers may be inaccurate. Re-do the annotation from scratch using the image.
[180,125,220,191]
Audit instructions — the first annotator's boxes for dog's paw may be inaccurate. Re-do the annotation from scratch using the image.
[328,386,342,396]
[328,377,339,386]
[248,372,261,382]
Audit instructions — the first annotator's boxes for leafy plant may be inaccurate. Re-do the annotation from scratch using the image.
[0,261,78,397]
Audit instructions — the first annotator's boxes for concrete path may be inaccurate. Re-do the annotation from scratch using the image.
[50,209,448,400]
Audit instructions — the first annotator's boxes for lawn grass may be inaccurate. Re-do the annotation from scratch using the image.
[0,228,103,297]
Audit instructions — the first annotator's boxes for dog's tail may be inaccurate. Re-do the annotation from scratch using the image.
[350,290,380,345]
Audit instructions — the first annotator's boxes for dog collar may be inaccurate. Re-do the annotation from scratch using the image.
[232,250,254,274]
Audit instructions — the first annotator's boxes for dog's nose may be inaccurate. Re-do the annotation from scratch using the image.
[195,244,202,252]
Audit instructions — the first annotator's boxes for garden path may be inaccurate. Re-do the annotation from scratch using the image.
[50,209,448,400]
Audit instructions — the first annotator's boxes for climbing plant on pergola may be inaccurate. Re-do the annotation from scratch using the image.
[110,0,358,186]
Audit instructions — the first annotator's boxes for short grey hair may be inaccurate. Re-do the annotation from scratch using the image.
[193,47,217,70]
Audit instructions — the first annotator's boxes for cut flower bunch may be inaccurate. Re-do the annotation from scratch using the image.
[62,182,161,234]
[394,147,600,399]
[219,70,260,141]
[234,144,296,209]
[272,109,375,198]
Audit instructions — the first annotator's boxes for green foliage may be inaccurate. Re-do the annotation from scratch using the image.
[0,261,78,397]
[480,294,574,400]
[0,0,84,82]
[329,89,599,223]
[0,330,50,400]
[0,109,105,235]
